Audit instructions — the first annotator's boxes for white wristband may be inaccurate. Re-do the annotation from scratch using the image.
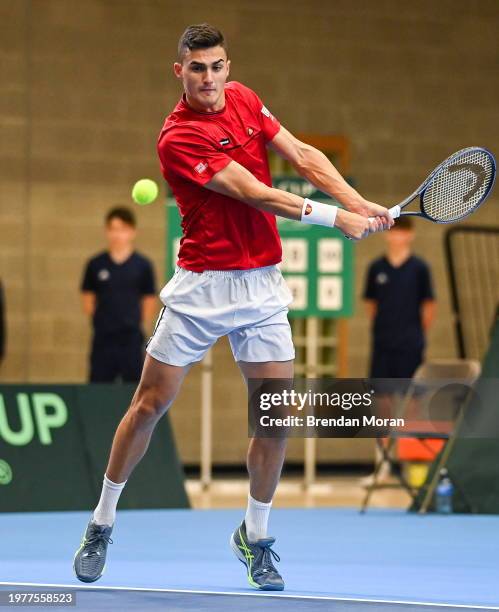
[301,198,338,227]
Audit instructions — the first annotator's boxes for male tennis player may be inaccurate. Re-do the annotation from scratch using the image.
[74,23,393,590]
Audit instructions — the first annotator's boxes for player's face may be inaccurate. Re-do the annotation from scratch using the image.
[174,46,230,112]
[384,228,414,248]
[105,219,136,251]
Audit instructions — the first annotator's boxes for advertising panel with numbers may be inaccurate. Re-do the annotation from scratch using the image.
[271,176,354,318]
[278,218,353,318]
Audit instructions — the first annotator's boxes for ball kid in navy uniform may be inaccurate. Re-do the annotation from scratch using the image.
[364,216,436,380]
[81,207,157,382]
[363,216,436,480]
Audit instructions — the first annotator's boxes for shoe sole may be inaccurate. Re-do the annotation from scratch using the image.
[230,533,284,591]
[73,527,106,584]
[73,547,106,583]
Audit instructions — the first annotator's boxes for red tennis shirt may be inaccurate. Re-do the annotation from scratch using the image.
[157,81,282,272]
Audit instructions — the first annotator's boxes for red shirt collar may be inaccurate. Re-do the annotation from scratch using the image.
[179,93,227,117]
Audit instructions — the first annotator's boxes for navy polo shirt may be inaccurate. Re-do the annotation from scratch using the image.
[363,255,434,351]
[81,251,156,340]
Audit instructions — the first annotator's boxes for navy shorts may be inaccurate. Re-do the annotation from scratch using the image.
[370,347,423,379]
[90,335,144,383]
[369,347,424,395]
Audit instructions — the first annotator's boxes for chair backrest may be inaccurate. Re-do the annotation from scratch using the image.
[394,359,482,434]
[412,359,481,386]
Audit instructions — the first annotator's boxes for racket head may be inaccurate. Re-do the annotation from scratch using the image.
[419,147,496,224]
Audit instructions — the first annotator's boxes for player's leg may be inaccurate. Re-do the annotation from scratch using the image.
[105,354,189,484]
[74,354,189,583]
[227,266,295,590]
[229,270,294,508]
[239,360,291,505]
[229,359,292,591]
[240,359,292,507]
[75,269,221,583]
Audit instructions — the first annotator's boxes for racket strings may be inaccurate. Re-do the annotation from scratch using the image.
[422,149,494,222]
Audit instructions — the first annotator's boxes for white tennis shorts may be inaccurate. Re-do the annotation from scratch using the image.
[146,265,295,367]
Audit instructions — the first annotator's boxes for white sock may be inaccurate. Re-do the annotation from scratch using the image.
[245,493,272,542]
[92,474,127,526]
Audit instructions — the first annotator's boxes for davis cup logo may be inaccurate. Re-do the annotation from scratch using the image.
[0,459,12,485]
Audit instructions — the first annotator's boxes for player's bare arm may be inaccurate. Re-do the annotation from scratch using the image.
[268,126,393,230]
[421,299,437,331]
[206,160,372,241]
[81,291,96,316]
[364,299,378,320]
[141,295,158,329]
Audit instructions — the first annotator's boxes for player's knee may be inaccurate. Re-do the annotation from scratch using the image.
[130,384,170,424]
[251,437,287,453]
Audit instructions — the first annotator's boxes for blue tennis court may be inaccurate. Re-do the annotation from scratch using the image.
[1,508,498,610]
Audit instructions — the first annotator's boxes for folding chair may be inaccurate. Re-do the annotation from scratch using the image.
[360,359,481,513]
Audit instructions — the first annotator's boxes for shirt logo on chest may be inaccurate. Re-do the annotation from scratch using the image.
[98,269,110,281]
[219,137,231,146]
[376,272,388,285]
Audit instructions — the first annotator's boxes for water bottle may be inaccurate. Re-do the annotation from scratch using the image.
[435,468,454,514]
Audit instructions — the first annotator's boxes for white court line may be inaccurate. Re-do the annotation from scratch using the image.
[0,582,498,610]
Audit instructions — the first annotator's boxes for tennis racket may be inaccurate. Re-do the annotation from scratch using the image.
[371,147,496,225]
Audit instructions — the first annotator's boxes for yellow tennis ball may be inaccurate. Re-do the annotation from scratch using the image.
[132,179,159,205]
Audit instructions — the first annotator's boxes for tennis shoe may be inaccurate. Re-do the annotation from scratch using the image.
[73,519,113,583]
[230,521,284,591]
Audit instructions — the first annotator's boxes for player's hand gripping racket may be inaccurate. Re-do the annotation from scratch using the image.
[371,147,496,226]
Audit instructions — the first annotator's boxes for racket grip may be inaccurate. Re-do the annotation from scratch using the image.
[368,205,401,223]
[389,205,401,218]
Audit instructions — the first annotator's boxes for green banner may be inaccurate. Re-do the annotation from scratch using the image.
[0,385,189,512]
[167,200,182,280]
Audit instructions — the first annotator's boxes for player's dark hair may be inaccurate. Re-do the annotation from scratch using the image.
[393,216,414,230]
[105,207,136,228]
[178,23,227,60]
